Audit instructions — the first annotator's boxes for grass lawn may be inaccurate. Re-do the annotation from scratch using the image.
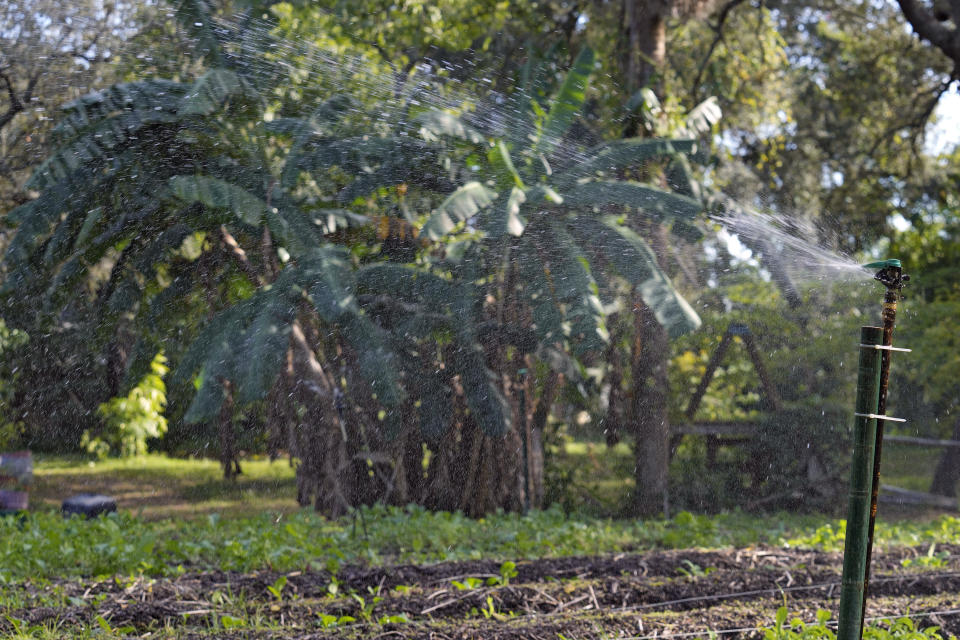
[31,454,298,520]
[2,446,959,587]
[28,438,953,522]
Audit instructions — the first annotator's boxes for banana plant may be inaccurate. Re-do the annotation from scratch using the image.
[1,2,710,513]
[413,46,704,350]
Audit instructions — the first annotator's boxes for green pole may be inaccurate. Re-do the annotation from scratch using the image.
[836,325,884,640]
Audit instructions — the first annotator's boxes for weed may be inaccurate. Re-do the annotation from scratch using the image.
[377,613,410,624]
[480,595,510,621]
[487,560,519,586]
[452,576,485,590]
[318,612,356,628]
[267,575,288,600]
[350,593,383,622]
[219,614,247,629]
[759,607,946,640]
[677,559,716,578]
[901,544,950,569]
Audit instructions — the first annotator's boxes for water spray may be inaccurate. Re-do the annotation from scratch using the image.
[837,259,910,640]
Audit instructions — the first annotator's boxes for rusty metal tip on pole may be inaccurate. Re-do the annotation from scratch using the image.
[865,259,909,292]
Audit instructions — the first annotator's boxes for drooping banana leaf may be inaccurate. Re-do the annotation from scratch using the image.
[421,182,497,240]
[531,46,595,161]
[534,221,608,355]
[179,69,257,116]
[297,248,405,407]
[553,138,696,188]
[26,108,179,192]
[168,175,265,226]
[417,110,485,144]
[357,263,463,308]
[571,216,701,338]
[49,80,186,146]
[356,262,508,436]
[560,181,701,222]
[684,96,722,136]
[480,186,527,237]
[452,341,511,437]
[233,287,297,405]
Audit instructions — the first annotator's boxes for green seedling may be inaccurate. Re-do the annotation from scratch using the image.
[377,613,410,625]
[219,614,247,629]
[901,543,949,569]
[318,612,356,628]
[676,559,715,578]
[94,614,135,637]
[761,607,945,640]
[452,576,485,590]
[350,593,382,622]
[480,595,508,621]
[486,560,519,586]
[267,575,288,600]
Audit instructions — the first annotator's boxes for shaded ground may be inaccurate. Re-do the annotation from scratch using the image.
[5,544,960,639]
[30,455,298,519]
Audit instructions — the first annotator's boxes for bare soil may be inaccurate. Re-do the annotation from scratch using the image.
[5,544,960,639]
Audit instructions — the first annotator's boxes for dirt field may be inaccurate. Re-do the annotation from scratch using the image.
[6,544,960,639]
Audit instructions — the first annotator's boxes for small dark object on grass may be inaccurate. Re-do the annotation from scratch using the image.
[62,494,117,518]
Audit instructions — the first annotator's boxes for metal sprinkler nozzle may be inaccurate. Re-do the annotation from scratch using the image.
[864,259,910,292]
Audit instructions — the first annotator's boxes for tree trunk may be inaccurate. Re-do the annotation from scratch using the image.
[527,369,560,509]
[622,0,669,94]
[218,379,239,480]
[288,320,353,517]
[631,297,671,516]
[930,415,960,497]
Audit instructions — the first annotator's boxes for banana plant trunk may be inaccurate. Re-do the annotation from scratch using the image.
[217,379,240,480]
[631,297,671,516]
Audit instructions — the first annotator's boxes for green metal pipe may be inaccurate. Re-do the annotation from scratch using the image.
[836,325,884,640]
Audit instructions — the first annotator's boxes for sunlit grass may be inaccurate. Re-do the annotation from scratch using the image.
[31,453,297,520]
[28,438,950,524]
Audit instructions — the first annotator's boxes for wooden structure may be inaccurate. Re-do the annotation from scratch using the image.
[671,322,781,465]
[878,436,960,510]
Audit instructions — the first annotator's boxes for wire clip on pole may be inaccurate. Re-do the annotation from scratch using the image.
[853,413,906,422]
[858,344,912,352]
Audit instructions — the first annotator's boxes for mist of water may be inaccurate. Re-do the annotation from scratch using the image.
[189,15,874,292]
[709,205,874,286]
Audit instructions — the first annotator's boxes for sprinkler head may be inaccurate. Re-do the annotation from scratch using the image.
[863,259,909,291]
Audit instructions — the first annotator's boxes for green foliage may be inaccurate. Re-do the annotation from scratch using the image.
[760,607,945,640]
[414,47,705,345]
[0,319,28,450]
[3,504,960,582]
[85,353,169,458]
[668,273,878,511]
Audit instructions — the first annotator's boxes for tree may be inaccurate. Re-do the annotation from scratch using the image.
[0,0,144,213]
[2,1,704,516]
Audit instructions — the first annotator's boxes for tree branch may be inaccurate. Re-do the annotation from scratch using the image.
[690,0,748,98]
[0,71,23,131]
[897,0,960,66]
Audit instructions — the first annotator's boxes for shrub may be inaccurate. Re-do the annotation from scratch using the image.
[83,353,168,458]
